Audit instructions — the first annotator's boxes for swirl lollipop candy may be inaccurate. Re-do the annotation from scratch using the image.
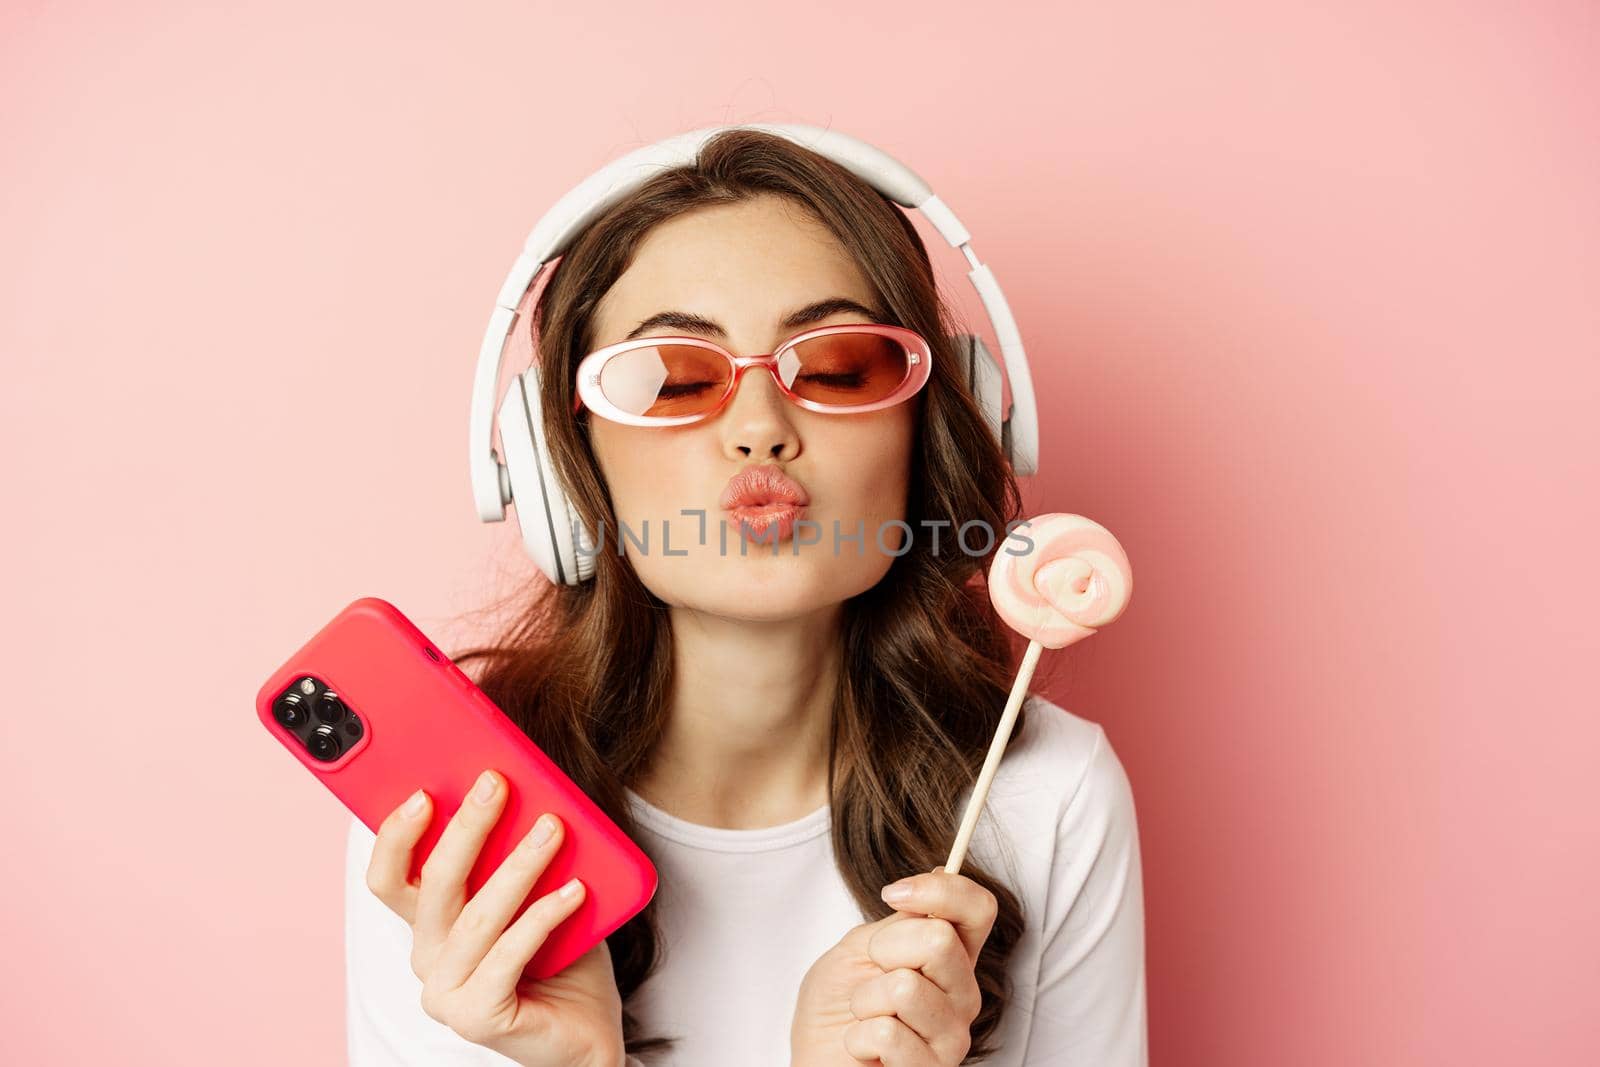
[944,514,1133,875]
[990,514,1132,647]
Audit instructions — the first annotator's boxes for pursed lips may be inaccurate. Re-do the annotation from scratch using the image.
[719,466,810,541]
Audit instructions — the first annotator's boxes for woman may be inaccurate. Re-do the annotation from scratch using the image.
[344,128,1146,1066]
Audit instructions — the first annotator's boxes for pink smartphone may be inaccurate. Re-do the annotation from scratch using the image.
[255,596,657,979]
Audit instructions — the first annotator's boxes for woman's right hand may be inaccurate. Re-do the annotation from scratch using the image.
[365,769,627,1067]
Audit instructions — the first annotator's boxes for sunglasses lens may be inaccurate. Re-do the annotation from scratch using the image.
[780,332,912,407]
[599,344,732,417]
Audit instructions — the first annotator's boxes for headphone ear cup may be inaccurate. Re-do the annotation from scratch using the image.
[497,367,596,585]
[953,333,1009,465]
[521,363,597,585]
[573,516,597,580]
[496,373,565,584]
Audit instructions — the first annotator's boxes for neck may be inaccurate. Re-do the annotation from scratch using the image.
[633,601,842,830]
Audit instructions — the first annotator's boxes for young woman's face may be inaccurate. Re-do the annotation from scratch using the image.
[585,194,916,621]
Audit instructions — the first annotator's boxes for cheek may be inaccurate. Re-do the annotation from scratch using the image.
[824,411,915,514]
[591,424,699,521]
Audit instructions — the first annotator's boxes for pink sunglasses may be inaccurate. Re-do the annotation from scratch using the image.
[572,323,932,427]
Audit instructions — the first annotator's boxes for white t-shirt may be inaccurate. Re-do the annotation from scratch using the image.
[344,695,1148,1065]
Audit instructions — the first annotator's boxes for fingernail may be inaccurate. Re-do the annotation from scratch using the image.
[558,877,583,900]
[472,771,498,803]
[881,881,914,904]
[403,789,428,816]
[526,813,557,848]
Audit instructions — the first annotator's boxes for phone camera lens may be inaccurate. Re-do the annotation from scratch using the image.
[315,691,346,724]
[273,692,308,729]
[343,717,363,740]
[308,724,343,762]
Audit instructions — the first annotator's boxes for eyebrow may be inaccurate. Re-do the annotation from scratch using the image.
[623,297,889,342]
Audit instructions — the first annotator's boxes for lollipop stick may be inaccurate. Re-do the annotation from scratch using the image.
[944,638,1044,876]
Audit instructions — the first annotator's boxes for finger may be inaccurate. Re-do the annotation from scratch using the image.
[866,917,982,1018]
[467,876,588,995]
[429,813,565,989]
[366,789,433,923]
[849,966,969,1061]
[843,1015,940,1067]
[878,868,998,961]
[414,769,508,947]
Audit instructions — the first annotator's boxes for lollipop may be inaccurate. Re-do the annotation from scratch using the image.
[944,514,1133,875]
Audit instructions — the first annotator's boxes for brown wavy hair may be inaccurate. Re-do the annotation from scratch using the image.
[451,127,1030,1061]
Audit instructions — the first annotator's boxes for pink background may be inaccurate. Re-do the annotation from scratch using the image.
[3,1,1595,1063]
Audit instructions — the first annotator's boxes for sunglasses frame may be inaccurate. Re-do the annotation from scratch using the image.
[572,323,933,427]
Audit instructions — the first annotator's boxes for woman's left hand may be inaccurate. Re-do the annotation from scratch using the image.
[791,867,998,1067]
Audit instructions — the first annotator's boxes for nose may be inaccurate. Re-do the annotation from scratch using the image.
[721,363,800,462]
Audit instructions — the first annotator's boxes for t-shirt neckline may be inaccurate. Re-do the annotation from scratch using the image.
[623,786,833,853]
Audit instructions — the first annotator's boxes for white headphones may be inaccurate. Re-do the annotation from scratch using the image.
[469,123,1040,586]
